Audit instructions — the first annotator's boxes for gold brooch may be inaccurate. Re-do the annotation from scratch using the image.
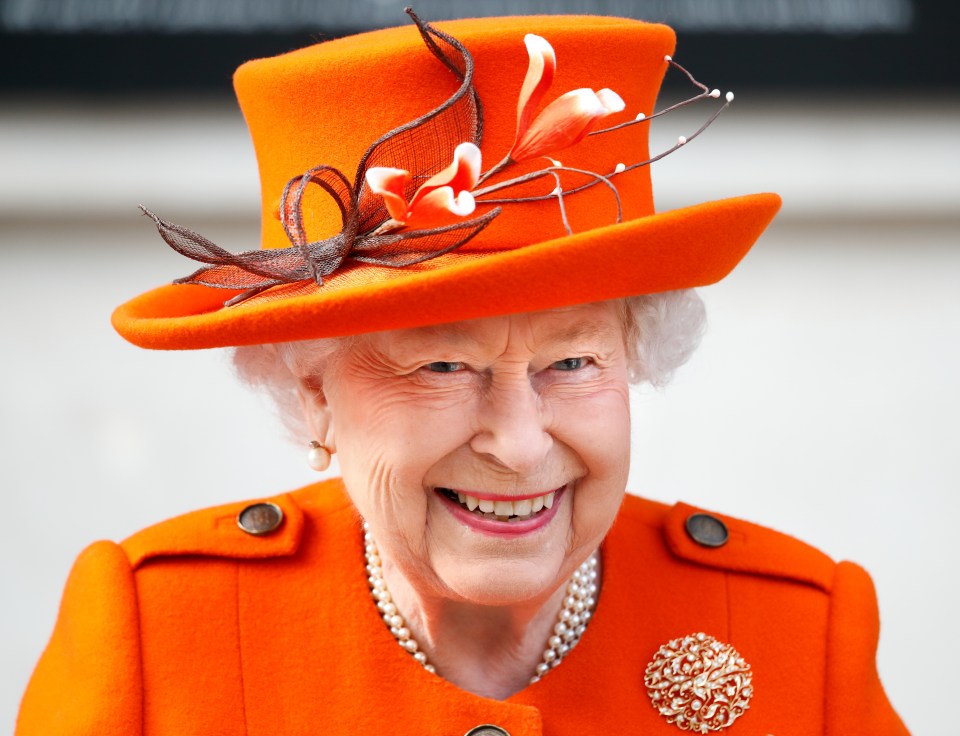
[644,632,753,733]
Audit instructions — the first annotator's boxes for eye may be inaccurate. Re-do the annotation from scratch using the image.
[551,357,587,371]
[423,361,465,373]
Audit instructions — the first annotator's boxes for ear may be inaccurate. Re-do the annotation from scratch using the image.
[297,376,336,452]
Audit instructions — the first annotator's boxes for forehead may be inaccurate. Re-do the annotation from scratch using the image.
[367,301,624,352]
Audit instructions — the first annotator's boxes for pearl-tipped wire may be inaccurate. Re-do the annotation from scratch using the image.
[589,56,727,137]
[471,56,733,213]
[500,85,733,205]
[362,521,599,684]
[473,164,623,225]
[548,172,574,236]
[470,55,732,227]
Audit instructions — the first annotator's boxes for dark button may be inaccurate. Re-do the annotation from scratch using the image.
[237,502,284,536]
[464,727,510,736]
[685,513,729,548]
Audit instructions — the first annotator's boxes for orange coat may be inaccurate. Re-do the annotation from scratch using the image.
[18,479,907,735]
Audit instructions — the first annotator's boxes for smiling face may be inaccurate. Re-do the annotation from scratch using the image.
[302,301,631,607]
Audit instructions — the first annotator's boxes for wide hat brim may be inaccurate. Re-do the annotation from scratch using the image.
[113,192,780,350]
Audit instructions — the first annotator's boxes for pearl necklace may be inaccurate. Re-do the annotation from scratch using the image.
[363,522,599,684]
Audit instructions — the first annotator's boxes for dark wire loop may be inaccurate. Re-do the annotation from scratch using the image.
[141,9,731,308]
[143,8,492,307]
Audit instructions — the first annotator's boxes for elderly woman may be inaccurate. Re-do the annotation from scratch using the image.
[18,10,907,736]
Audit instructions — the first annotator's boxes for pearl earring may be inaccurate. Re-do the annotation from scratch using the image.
[307,441,331,471]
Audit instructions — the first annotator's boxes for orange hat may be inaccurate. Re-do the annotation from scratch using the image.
[112,10,780,350]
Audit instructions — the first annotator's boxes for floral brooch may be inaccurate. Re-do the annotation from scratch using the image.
[140,8,733,307]
[645,632,753,733]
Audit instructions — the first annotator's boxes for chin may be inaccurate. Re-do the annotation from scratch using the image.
[431,551,567,607]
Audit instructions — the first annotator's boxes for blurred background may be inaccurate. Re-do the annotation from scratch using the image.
[2,0,958,732]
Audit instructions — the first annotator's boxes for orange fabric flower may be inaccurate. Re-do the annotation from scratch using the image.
[365,142,482,229]
[510,34,625,162]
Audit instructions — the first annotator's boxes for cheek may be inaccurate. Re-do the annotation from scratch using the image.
[554,383,632,474]
[553,384,632,535]
[335,387,477,470]
[328,382,477,527]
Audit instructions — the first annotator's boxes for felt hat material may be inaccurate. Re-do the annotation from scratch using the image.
[112,13,781,350]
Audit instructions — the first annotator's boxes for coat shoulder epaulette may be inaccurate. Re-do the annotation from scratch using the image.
[122,483,836,591]
[120,478,352,569]
[622,494,837,592]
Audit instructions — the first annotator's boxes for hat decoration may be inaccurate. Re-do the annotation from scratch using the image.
[140,8,734,308]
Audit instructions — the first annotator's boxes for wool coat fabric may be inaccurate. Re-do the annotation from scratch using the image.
[18,479,908,735]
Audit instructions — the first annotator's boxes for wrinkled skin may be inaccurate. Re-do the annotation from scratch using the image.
[300,301,631,696]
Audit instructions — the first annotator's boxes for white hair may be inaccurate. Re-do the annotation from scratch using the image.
[233,290,706,438]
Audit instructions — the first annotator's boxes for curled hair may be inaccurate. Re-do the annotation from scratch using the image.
[619,289,706,386]
[233,290,705,438]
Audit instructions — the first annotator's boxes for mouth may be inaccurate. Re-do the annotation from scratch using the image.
[435,486,561,523]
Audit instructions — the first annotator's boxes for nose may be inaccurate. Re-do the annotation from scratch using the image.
[469,374,553,474]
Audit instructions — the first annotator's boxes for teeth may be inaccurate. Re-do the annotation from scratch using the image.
[447,488,561,520]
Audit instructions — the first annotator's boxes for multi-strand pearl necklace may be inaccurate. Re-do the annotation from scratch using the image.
[363,522,600,684]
